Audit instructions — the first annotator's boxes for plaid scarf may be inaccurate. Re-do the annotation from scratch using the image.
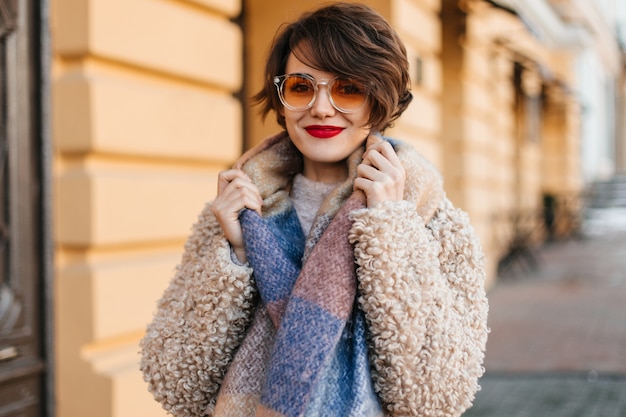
[213,133,383,417]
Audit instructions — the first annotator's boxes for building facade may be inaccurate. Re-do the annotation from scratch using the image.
[1,0,620,416]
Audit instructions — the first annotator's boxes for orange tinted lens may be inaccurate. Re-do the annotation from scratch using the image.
[283,76,315,109]
[331,79,368,110]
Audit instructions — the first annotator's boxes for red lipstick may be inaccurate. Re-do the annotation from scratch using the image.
[305,125,344,139]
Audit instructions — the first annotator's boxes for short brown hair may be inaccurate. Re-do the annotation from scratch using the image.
[252,2,413,133]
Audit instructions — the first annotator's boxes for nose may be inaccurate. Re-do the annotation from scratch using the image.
[309,83,336,118]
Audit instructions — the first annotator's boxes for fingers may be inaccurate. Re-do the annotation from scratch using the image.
[216,169,263,215]
[355,140,405,207]
[212,169,263,261]
[362,140,403,173]
[215,184,263,217]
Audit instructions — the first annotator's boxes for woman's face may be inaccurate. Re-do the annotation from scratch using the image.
[281,53,371,183]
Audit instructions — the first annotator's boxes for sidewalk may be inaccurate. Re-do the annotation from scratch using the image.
[463,212,626,417]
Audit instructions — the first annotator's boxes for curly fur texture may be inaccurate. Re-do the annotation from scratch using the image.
[139,205,257,417]
[350,199,488,417]
[347,136,488,417]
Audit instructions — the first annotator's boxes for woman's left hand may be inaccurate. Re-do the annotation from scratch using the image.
[354,136,405,208]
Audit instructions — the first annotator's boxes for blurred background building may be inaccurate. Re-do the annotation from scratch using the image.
[1,0,625,415]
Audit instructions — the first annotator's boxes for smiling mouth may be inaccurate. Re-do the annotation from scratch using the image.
[305,126,345,139]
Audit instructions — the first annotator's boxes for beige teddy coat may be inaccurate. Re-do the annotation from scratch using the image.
[140,132,489,417]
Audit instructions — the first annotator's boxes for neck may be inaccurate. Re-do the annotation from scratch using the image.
[302,160,347,183]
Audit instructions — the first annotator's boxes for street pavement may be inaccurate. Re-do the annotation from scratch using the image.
[463,209,626,417]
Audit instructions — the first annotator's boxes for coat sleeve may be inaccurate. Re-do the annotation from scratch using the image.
[139,202,256,417]
[349,199,489,417]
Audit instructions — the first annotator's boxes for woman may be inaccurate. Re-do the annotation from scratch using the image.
[140,3,489,417]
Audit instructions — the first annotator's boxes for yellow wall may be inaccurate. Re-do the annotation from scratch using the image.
[49,0,583,415]
[442,1,581,283]
[442,0,506,283]
[51,0,242,416]
[386,0,444,168]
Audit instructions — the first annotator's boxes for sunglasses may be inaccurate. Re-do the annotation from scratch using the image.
[273,73,370,113]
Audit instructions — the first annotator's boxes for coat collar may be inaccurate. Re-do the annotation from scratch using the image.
[234,131,445,224]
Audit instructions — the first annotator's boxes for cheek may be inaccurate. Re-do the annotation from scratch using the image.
[351,112,372,130]
[354,105,373,128]
[283,109,304,126]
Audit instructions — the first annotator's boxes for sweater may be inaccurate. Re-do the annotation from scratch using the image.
[291,174,338,235]
[139,131,489,417]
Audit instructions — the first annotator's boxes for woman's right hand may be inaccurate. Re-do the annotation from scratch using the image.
[211,169,263,263]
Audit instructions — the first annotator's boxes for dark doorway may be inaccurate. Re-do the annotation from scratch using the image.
[0,0,49,415]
